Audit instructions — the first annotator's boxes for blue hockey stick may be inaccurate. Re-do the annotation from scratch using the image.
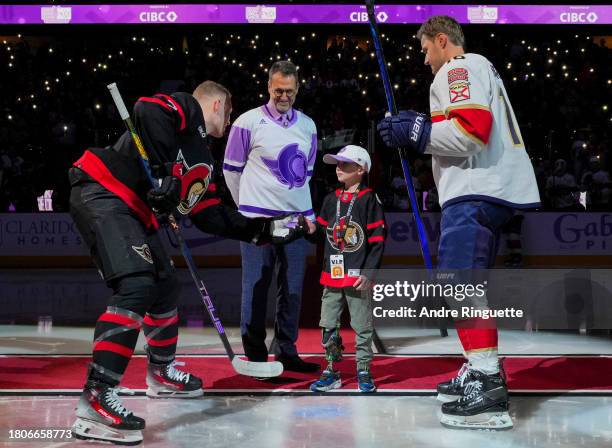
[365,1,447,336]
[365,0,433,270]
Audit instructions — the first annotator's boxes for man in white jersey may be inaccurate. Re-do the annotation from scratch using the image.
[378,15,540,429]
[224,61,319,373]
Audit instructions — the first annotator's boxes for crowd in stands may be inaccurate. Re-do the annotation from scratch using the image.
[1,25,610,212]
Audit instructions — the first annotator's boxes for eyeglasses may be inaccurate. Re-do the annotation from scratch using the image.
[272,88,296,98]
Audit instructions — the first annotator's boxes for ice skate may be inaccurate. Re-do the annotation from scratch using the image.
[437,362,475,403]
[73,380,145,445]
[146,360,203,398]
[440,369,513,430]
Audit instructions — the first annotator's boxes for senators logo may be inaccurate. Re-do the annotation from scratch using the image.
[172,150,212,215]
[326,216,365,253]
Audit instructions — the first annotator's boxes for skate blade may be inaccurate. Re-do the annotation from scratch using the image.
[73,418,143,445]
[146,387,204,399]
[310,380,341,392]
[439,411,513,430]
[436,392,461,403]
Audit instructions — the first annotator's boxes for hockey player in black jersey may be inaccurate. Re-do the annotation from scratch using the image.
[69,81,305,445]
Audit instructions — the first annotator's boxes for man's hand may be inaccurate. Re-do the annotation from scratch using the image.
[353,275,373,291]
[305,217,316,234]
[377,110,431,154]
[261,214,308,245]
[147,176,181,213]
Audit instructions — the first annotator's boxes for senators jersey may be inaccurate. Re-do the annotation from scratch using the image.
[72,93,265,242]
[426,53,541,209]
[223,102,317,219]
[313,187,386,288]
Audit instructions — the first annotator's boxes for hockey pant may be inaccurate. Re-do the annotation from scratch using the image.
[437,200,514,373]
[70,169,181,385]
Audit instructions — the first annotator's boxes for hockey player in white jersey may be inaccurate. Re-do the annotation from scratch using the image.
[378,15,540,429]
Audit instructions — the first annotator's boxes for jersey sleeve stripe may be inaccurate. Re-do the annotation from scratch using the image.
[156,94,186,131]
[138,96,173,110]
[316,216,329,226]
[223,163,244,173]
[190,197,221,215]
[446,107,493,145]
[431,110,445,123]
[367,220,385,230]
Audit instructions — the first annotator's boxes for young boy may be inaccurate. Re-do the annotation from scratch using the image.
[306,145,386,393]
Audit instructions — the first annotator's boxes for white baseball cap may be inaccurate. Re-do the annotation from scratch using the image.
[323,145,371,172]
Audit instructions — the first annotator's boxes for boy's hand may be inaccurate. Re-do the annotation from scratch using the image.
[353,275,372,291]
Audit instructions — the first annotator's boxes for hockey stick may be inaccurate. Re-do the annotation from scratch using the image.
[365,1,448,337]
[106,82,284,377]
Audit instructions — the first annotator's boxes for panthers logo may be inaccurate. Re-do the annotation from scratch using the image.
[172,150,212,215]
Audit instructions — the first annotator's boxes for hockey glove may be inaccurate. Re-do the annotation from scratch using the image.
[147,176,181,213]
[259,214,308,245]
[377,110,431,154]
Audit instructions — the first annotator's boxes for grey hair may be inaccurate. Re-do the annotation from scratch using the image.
[416,15,465,48]
[268,60,299,82]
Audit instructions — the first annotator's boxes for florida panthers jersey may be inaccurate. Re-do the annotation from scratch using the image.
[426,53,541,209]
[223,102,317,219]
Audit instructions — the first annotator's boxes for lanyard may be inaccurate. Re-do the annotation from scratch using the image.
[334,188,359,252]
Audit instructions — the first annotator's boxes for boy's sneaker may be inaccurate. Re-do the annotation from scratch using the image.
[357,370,376,393]
[146,360,203,398]
[310,369,341,392]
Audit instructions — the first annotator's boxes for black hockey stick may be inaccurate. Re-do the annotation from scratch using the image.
[365,0,448,337]
[107,82,284,377]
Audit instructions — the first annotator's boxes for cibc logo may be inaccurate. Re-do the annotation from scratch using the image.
[560,11,598,23]
[139,11,178,23]
[350,10,388,23]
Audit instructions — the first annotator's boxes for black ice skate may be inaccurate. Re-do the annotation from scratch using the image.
[437,362,475,403]
[439,369,513,430]
[72,380,145,445]
[146,360,203,398]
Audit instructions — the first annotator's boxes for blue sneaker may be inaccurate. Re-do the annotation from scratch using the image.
[357,370,376,393]
[310,369,341,392]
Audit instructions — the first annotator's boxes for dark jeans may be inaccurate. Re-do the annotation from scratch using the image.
[240,238,309,360]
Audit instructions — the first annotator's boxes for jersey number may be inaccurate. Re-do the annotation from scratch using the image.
[499,88,522,147]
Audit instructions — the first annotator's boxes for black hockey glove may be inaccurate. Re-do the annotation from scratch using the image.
[258,214,308,245]
[147,176,181,214]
